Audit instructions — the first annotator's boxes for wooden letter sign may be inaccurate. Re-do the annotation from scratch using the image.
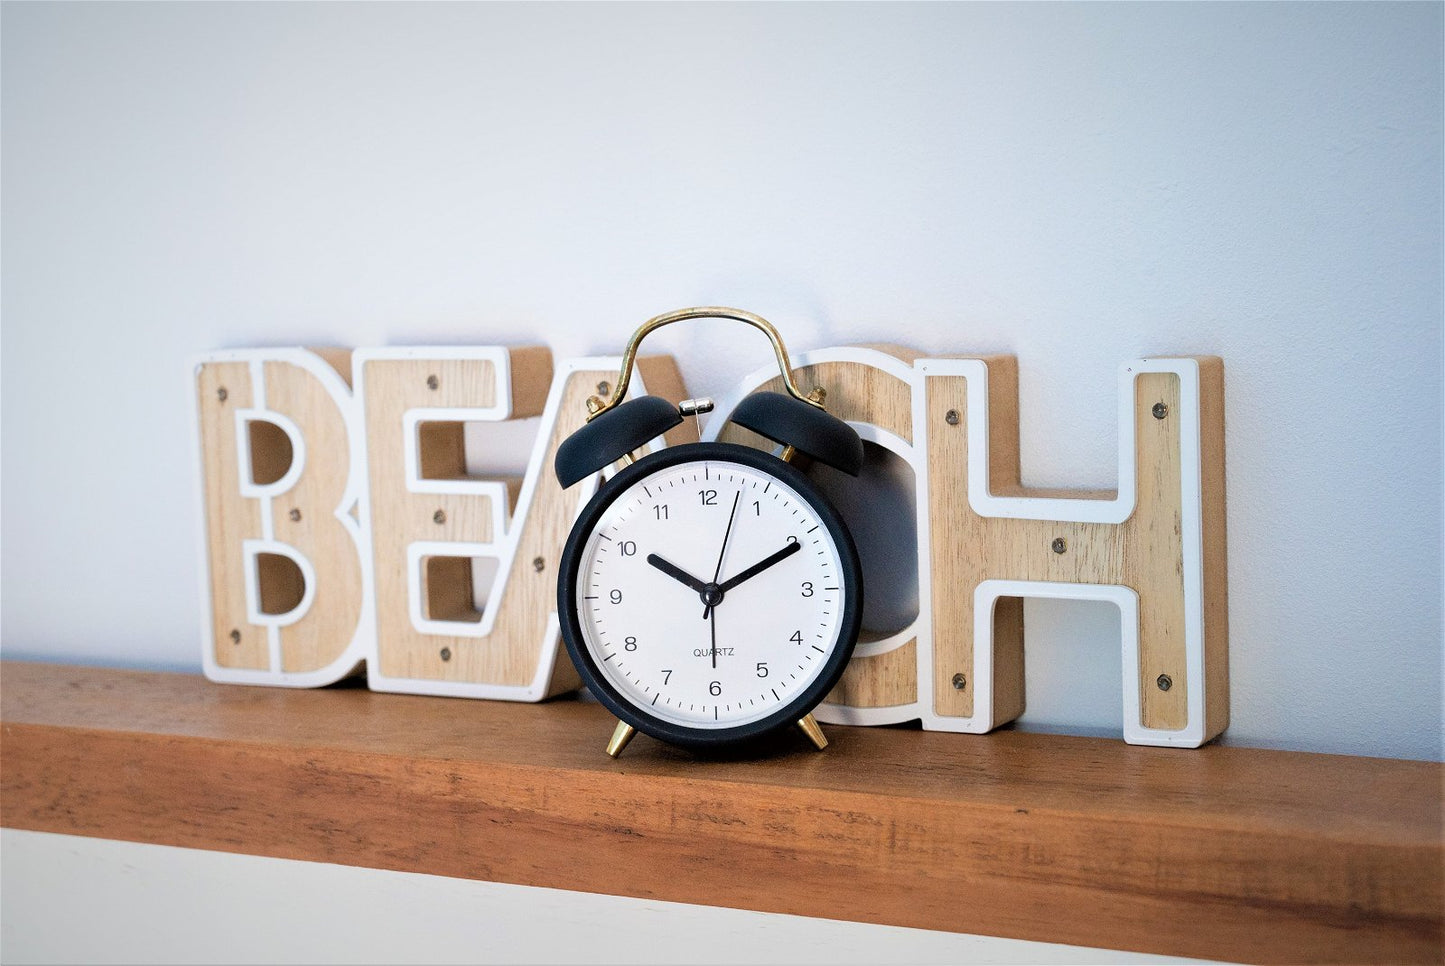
[194,339,1226,748]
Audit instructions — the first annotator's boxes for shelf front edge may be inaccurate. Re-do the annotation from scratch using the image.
[2,662,1440,965]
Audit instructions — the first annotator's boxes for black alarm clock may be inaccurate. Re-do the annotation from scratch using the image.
[554,307,865,757]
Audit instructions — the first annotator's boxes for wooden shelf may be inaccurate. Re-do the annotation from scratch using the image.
[2,662,1439,963]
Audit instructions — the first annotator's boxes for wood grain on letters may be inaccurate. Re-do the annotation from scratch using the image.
[364,350,689,696]
[927,360,1224,736]
[196,362,266,670]
[264,359,364,674]
[195,353,363,675]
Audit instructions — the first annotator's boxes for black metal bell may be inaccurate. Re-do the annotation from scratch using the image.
[554,396,682,488]
[729,391,864,476]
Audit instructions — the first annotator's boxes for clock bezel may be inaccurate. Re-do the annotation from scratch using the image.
[558,441,863,750]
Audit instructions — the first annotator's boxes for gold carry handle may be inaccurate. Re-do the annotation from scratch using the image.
[585,306,824,420]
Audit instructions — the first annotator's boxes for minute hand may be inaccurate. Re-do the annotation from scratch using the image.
[718,541,803,594]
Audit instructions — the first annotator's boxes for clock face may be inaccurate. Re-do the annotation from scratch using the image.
[560,443,860,744]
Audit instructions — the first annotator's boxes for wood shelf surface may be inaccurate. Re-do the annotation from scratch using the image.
[2,661,1440,963]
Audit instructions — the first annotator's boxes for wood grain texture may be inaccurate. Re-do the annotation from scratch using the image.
[362,352,690,696]
[824,639,916,708]
[264,358,364,674]
[3,663,1438,965]
[195,354,363,674]
[927,365,1219,734]
[1197,357,1230,739]
[195,362,265,670]
[362,351,585,692]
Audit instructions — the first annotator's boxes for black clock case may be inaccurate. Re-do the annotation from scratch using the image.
[557,441,864,751]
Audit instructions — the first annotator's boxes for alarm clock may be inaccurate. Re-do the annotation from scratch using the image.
[554,307,865,758]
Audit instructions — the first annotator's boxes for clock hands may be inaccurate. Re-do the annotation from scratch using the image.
[646,492,802,671]
[645,553,708,594]
[704,492,741,620]
[718,540,803,593]
[644,551,728,668]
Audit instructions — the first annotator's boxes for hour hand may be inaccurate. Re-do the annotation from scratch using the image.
[646,553,708,594]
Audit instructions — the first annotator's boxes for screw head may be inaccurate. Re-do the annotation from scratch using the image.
[951,672,967,690]
[596,381,610,397]
[288,508,301,522]
[426,374,439,390]
[532,556,545,572]
[1156,673,1173,692]
[229,629,241,644]
[440,647,452,662]
[1051,537,1067,554]
[433,509,446,525]
[216,387,229,402]
[1152,402,1168,419]
[945,409,960,426]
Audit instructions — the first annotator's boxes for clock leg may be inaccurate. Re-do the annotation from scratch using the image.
[796,713,828,751]
[605,720,637,758]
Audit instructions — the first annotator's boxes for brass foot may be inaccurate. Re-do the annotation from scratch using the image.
[797,713,828,751]
[605,720,637,758]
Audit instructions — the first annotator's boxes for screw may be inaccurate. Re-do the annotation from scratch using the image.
[1051,537,1067,554]
[532,556,545,573]
[945,409,960,426]
[216,387,228,402]
[229,629,241,644]
[433,509,446,524]
[426,374,439,390]
[440,647,452,662]
[951,673,967,690]
[1152,402,1168,419]
[288,508,301,522]
[1156,673,1173,692]
[596,381,610,397]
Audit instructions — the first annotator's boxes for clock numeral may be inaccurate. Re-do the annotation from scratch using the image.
[709,681,722,696]
[619,540,637,556]
[654,504,669,520]
[699,489,718,506]
[624,636,637,651]
[756,662,769,678]
[662,669,673,684]
[753,500,761,516]
[789,630,802,644]
[609,589,623,604]
[801,581,814,597]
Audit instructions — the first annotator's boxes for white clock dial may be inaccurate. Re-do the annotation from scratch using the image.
[575,456,849,730]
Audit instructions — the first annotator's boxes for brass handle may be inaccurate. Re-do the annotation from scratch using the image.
[586,306,823,421]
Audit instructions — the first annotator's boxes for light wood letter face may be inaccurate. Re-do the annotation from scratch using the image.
[193,349,367,685]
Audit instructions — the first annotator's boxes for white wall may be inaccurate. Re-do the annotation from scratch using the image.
[2,2,1440,761]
